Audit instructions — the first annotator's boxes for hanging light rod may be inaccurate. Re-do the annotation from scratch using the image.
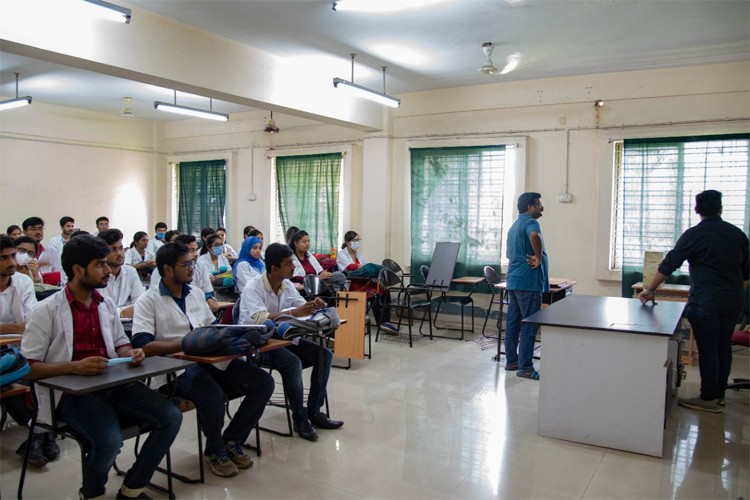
[0,73,32,112]
[154,91,228,121]
[333,55,400,108]
[81,0,132,23]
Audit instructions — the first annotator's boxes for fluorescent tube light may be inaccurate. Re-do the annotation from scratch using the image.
[154,101,229,121]
[332,78,400,108]
[0,96,32,111]
[82,0,131,23]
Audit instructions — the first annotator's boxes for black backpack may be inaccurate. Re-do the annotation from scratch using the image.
[0,345,30,387]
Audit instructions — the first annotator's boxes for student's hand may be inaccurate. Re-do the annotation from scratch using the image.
[319,270,332,280]
[73,356,108,376]
[120,306,135,319]
[639,289,657,305]
[526,254,541,269]
[312,298,327,309]
[28,259,40,273]
[145,260,156,267]
[292,302,317,317]
[207,298,220,313]
[125,349,145,365]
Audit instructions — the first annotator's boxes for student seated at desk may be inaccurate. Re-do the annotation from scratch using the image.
[239,243,343,442]
[215,227,237,259]
[197,233,231,287]
[125,231,156,271]
[146,222,168,258]
[47,216,75,259]
[23,216,64,285]
[232,236,264,293]
[20,235,182,500]
[7,224,23,239]
[132,242,273,478]
[13,236,43,284]
[98,229,145,319]
[289,230,332,283]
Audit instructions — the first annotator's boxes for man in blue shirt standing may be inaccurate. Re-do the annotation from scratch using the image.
[504,192,549,380]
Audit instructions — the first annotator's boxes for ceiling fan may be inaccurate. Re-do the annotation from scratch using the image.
[478,42,521,76]
[263,111,279,133]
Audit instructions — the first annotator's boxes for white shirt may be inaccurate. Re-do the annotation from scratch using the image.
[47,235,68,258]
[239,273,306,325]
[0,273,37,326]
[146,238,164,259]
[233,260,261,293]
[337,248,366,272]
[150,262,214,297]
[21,289,129,425]
[224,243,238,259]
[37,245,63,281]
[291,252,323,279]
[196,252,231,277]
[125,246,155,267]
[100,265,145,310]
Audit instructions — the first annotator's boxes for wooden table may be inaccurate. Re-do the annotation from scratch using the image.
[524,295,684,457]
[492,278,577,362]
[0,334,23,347]
[632,282,694,365]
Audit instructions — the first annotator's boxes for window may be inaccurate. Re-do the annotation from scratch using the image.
[174,159,226,237]
[272,153,342,253]
[611,134,749,294]
[410,146,506,286]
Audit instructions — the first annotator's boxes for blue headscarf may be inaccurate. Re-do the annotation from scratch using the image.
[232,236,265,282]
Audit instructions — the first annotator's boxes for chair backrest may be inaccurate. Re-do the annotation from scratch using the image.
[484,265,501,285]
[378,268,402,289]
[232,300,241,324]
[381,259,403,275]
[304,274,334,298]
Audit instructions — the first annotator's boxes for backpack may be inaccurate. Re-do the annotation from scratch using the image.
[274,307,341,339]
[0,345,30,387]
[348,263,386,279]
[181,323,274,358]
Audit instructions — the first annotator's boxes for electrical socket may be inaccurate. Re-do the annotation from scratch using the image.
[247,193,257,201]
[558,193,573,203]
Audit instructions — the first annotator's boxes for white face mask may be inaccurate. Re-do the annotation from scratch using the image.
[350,241,361,251]
[15,252,32,266]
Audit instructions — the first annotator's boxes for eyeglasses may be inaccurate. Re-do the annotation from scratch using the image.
[15,248,35,257]
[175,261,196,269]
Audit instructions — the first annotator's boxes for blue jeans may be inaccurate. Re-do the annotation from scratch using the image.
[262,338,333,424]
[56,381,182,498]
[504,290,542,372]
[174,360,274,455]
[684,303,739,401]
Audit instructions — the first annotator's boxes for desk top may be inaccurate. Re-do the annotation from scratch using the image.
[171,338,292,363]
[495,277,577,291]
[36,356,195,395]
[631,282,690,295]
[0,334,23,346]
[522,294,685,337]
[451,276,485,285]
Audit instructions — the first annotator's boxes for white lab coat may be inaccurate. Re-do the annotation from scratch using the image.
[100,265,145,311]
[336,248,366,272]
[291,252,323,280]
[0,273,37,325]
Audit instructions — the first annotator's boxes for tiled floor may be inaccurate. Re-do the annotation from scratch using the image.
[1,326,748,499]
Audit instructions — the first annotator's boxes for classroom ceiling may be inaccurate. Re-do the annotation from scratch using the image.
[0,0,748,123]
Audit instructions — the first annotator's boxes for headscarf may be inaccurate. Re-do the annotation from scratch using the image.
[232,236,265,281]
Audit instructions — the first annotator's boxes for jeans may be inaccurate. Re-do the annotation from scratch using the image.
[56,381,182,498]
[262,338,333,424]
[684,303,739,401]
[504,290,542,372]
[174,360,274,455]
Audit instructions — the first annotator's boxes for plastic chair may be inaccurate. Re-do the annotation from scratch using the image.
[377,268,432,348]
[303,274,336,306]
[381,259,413,279]
[481,266,503,337]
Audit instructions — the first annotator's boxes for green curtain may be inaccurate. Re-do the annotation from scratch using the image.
[276,153,341,254]
[410,146,506,292]
[620,134,750,296]
[176,159,226,237]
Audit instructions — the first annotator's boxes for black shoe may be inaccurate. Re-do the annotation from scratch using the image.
[16,435,48,468]
[42,432,60,461]
[116,489,152,499]
[309,412,344,430]
[293,419,319,441]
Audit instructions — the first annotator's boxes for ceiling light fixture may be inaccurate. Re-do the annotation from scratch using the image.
[0,73,32,112]
[263,111,280,133]
[333,54,400,108]
[479,42,499,74]
[154,91,229,121]
[594,99,605,107]
[121,97,134,118]
[81,0,132,23]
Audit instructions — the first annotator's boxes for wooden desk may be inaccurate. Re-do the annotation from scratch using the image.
[334,291,368,366]
[492,278,577,362]
[524,295,684,457]
[632,282,694,365]
[0,335,23,347]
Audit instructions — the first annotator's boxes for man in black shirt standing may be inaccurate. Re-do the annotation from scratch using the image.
[640,190,749,413]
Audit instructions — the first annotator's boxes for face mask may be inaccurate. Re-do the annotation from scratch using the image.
[15,252,32,266]
[211,246,223,257]
[350,241,361,251]
[156,232,165,240]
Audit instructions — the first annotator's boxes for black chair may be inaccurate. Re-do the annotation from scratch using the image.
[303,274,337,307]
[728,311,749,391]
[381,259,413,279]
[481,266,504,337]
[377,268,433,348]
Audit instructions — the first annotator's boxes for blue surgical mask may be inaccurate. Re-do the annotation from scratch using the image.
[211,246,223,257]
[156,232,165,240]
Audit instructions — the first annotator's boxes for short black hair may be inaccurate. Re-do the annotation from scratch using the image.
[61,234,111,281]
[13,236,37,254]
[695,190,722,217]
[164,230,180,242]
[264,243,293,273]
[175,234,196,246]
[59,216,74,227]
[216,227,227,233]
[6,225,21,235]
[517,192,542,213]
[200,227,216,240]
[243,225,255,238]
[285,226,299,245]
[0,235,14,252]
[22,217,44,230]
[248,229,263,238]
[98,228,124,245]
[154,222,168,232]
[288,230,308,254]
[156,242,190,276]
[96,216,109,224]
[70,230,90,239]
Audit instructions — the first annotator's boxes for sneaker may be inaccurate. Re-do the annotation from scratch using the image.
[204,448,238,477]
[293,419,319,441]
[42,432,60,461]
[16,435,48,468]
[678,397,723,413]
[116,489,152,499]
[225,440,253,469]
[380,323,399,335]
